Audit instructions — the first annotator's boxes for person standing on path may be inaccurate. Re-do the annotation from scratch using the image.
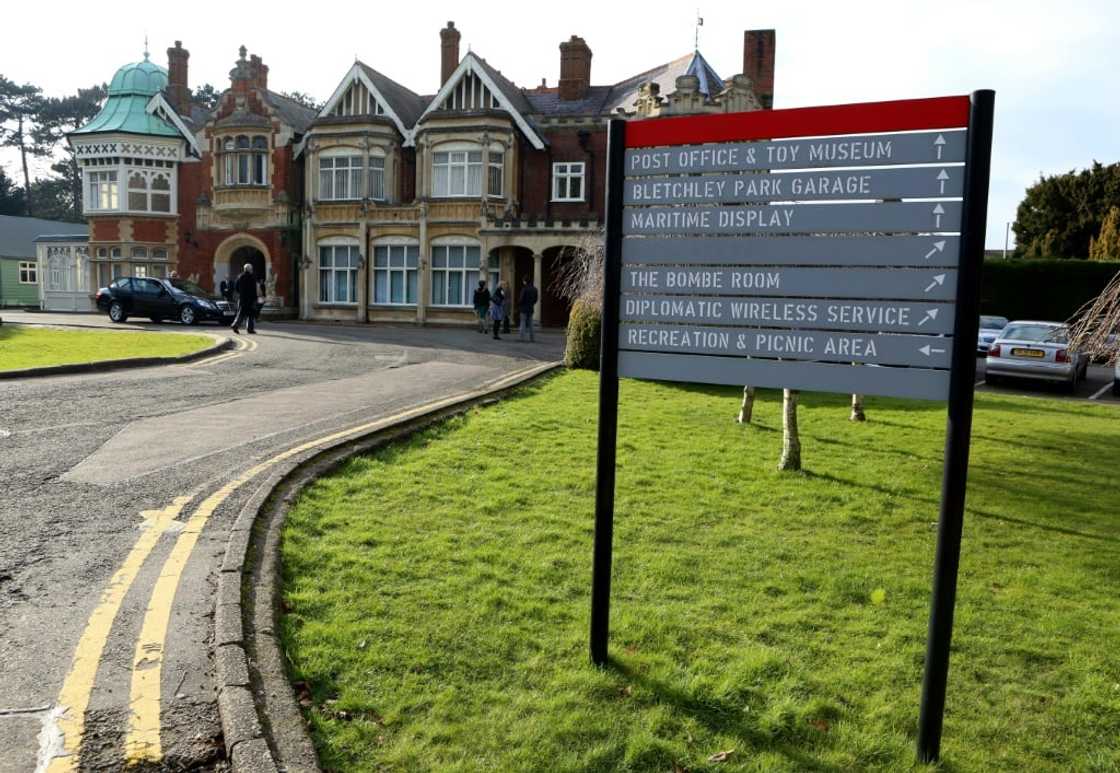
[500,280,512,334]
[490,282,506,340]
[473,279,491,334]
[518,277,539,342]
[230,263,259,334]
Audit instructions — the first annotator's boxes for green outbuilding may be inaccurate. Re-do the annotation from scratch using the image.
[0,214,88,308]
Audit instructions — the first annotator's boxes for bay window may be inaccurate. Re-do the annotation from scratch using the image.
[151,175,171,212]
[552,161,585,201]
[432,150,482,197]
[319,154,363,200]
[369,156,385,201]
[371,242,418,305]
[488,151,504,197]
[128,173,149,210]
[222,135,268,186]
[430,242,496,306]
[318,242,360,304]
[86,171,118,211]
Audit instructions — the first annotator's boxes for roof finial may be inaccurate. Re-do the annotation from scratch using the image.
[694,9,703,51]
[143,34,150,61]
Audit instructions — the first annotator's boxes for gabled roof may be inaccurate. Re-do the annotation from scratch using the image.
[0,215,86,259]
[415,52,545,149]
[146,92,202,156]
[683,50,725,98]
[314,62,425,140]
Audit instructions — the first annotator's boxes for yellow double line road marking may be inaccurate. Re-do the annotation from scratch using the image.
[195,336,257,368]
[49,362,550,769]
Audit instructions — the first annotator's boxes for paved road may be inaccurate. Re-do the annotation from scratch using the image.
[0,312,564,772]
[974,357,1119,404]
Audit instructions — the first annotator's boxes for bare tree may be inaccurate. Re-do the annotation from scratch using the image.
[1067,268,1120,365]
[778,389,801,471]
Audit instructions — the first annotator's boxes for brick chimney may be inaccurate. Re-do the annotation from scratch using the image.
[743,29,775,109]
[558,36,592,101]
[441,22,461,86]
[249,54,269,90]
[166,41,190,115]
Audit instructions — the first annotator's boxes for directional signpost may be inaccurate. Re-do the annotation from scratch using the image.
[591,92,994,764]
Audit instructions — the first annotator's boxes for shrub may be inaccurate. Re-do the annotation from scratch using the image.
[981,259,1120,321]
[564,298,602,370]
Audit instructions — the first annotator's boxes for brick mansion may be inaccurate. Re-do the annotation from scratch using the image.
[46,22,777,326]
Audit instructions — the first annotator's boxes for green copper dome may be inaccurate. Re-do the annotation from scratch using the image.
[71,55,180,138]
[107,59,169,96]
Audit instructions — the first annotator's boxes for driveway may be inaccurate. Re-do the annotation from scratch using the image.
[974,357,1118,404]
[0,313,563,771]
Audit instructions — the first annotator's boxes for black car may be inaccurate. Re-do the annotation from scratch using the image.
[95,276,234,325]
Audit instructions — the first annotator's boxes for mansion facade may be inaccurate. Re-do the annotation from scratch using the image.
[61,23,777,326]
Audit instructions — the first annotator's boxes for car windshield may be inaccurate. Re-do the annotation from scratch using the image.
[979,315,1008,330]
[169,278,208,296]
[1001,323,1068,343]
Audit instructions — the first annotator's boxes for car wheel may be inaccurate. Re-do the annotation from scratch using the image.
[109,301,128,323]
[180,305,197,325]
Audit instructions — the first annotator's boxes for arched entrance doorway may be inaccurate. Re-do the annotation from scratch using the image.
[541,245,582,327]
[230,246,265,283]
[213,233,271,294]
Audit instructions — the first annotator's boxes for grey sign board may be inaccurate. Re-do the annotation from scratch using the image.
[625,130,967,176]
[621,235,961,267]
[618,350,950,401]
[622,267,958,301]
[624,201,962,235]
[620,295,955,334]
[620,324,953,368]
[624,166,965,205]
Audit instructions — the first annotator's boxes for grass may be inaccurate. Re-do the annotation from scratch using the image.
[280,371,1120,772]
[0,324,213,371]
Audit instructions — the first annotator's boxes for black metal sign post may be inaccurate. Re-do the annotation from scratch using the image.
[590,118,627,666]
[916,89,995,763]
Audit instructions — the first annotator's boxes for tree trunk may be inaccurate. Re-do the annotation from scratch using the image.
[736,385,756,424]
[778,389,801,471]
[849,393,866,422]
[18,114,33,217]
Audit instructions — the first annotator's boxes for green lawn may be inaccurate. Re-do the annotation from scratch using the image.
[0,324,213,372]
[280,371,1120,772]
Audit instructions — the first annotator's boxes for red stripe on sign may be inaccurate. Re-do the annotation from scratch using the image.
[624,95,971,148]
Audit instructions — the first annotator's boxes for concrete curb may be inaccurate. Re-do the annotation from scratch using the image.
[214,360,562,771]
[0,329,233,380]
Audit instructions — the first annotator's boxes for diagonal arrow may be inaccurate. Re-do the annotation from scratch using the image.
[924,274,947,293]
[917,308,940,326]
[933,203,946,229]
[934,134,946,160]
[937,169,950,194]
[923,240,947,260]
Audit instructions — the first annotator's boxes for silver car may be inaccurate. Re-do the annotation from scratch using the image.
[977,315,1009,354]
[985,320,1088,390]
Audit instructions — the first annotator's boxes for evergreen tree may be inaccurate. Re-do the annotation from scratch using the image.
[0,166,25,215]
[191,83,221,110]
[1014,162,1120,259]
[34,84,107,220]
[1090,206,1120,261]
[0,75,48,216]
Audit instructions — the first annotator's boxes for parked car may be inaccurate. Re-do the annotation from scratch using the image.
[95,276,234,325]
[985,320,1088,391]
[976,315,1009,354]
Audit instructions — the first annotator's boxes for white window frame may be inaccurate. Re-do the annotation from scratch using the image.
[369,155,386,201]
[319,151,363,201]
[552,161,586,202]
[318,240,361,305]
[18,261,37,284]
[221,135,269,187]
[85,170,119,212]
[488,150,504,198]
[432,147,483,198]
[370,238,419,306]
[430,237,490,307]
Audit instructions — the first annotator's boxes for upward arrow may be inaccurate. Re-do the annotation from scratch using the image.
[934,134,946,159]
[933,203,946,228]
[937,169,950,194]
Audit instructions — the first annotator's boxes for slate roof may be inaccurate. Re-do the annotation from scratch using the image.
[0,215,87,259]
[357,62,428,128]
[524,85,615,116]
[602,52,702,115]
[262,90,318,133]
[469,56,537,118]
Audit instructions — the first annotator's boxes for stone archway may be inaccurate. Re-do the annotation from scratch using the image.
[214,233,271,291]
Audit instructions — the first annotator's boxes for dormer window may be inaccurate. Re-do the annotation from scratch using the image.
[222,135,269,186]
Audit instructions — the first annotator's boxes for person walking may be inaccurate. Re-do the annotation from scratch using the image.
[472,279,491,334]
[230,263,259,334]
[518,277,539,342]
[490,282,506,340]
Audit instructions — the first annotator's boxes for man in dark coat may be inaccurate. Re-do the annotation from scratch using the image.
[230,263,258,334]
[518,277,539,342]
[472,279,491,333]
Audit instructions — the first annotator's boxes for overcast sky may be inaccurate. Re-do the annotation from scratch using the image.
[2,0,1117,248]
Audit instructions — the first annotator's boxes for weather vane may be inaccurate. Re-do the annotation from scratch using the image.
[694,9,703,51]
[143,34,150,61]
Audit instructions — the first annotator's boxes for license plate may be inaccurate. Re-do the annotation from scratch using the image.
[1011,348,1044,358]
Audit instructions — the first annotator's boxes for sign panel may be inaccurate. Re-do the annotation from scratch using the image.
[624,201,962,235]
[625,166,965,205]
[620,296,954,334]
[623,267,957,301]
[621,235,961,267]
[625,130,967,175]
